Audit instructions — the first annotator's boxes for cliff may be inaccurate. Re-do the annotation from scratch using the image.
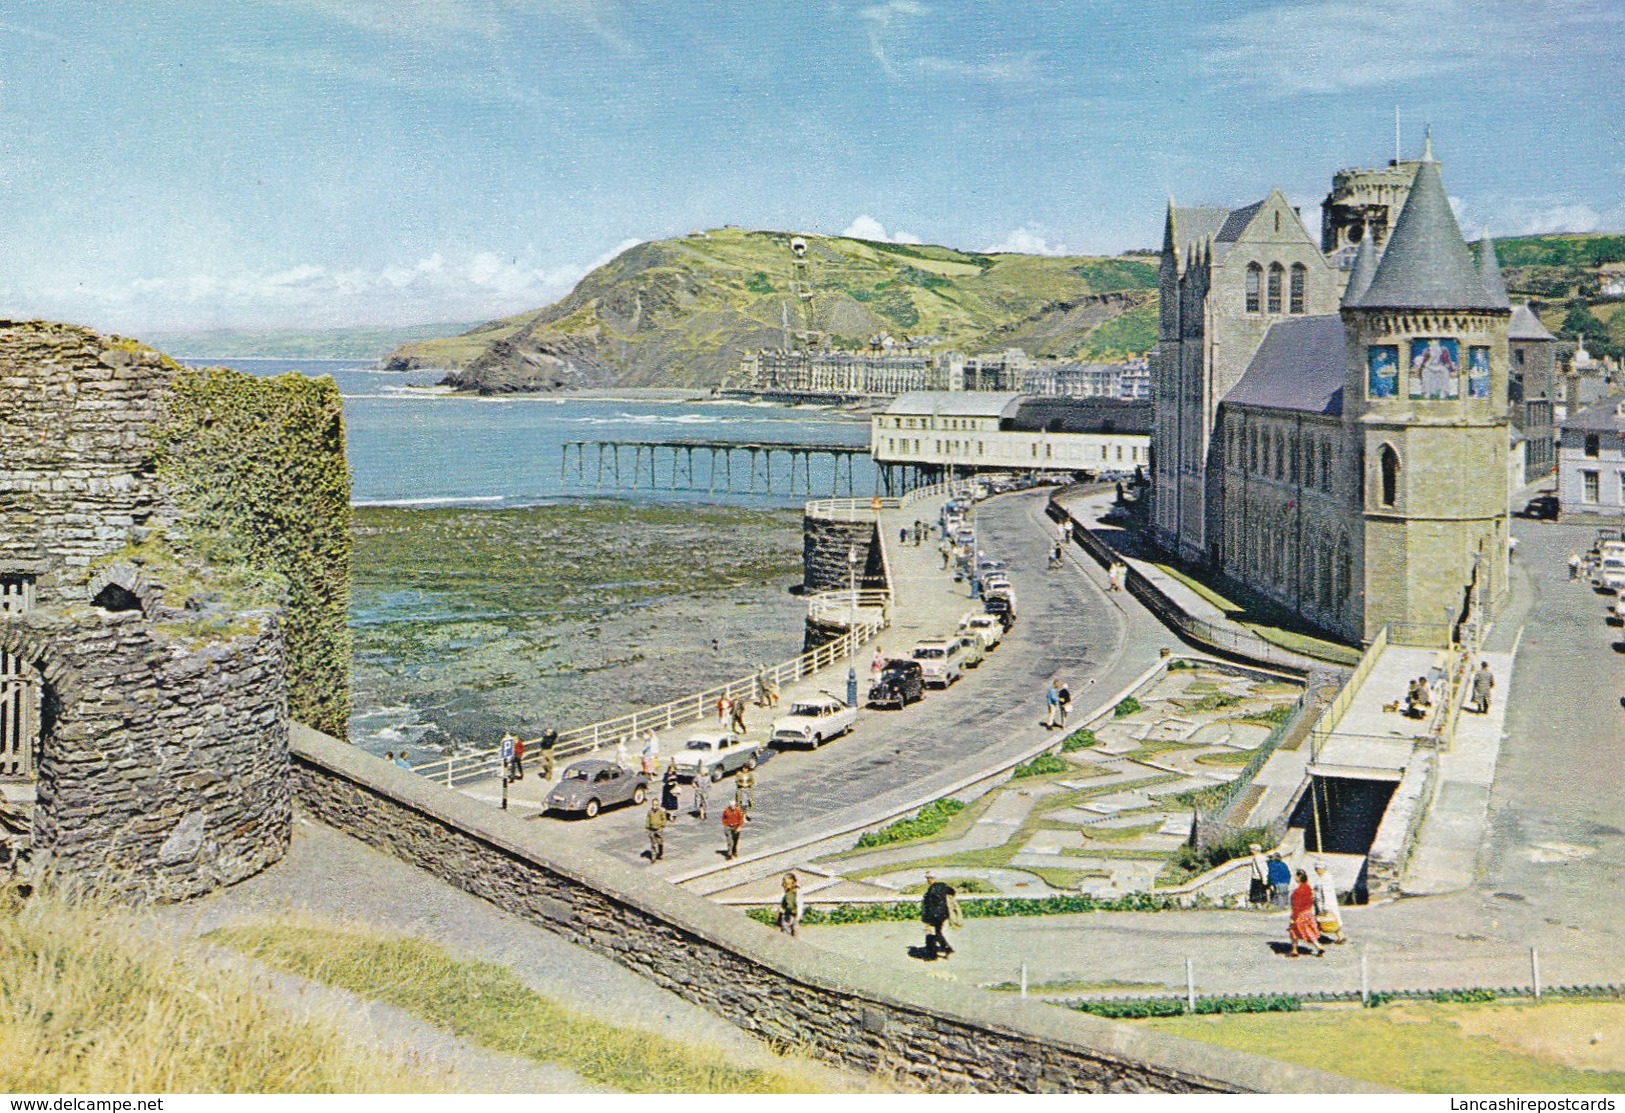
[383,228,1159,393]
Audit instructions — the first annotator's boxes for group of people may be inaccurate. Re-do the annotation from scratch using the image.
[715,694,749,734]
[1043,678,1073,730]
[645,763,755,863]
[1248,845,1347,957]
[1393,655,1495,719]
[498,727,559,783]
[899,519,932,547]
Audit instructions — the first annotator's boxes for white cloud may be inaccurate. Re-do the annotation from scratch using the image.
[857,1,1049,85]
[8,240,647,333]
[983,225,1070,256]
[1493,201,1625,236]
[841,215,921,244]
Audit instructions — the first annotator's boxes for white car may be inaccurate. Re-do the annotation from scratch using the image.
[771,694,858,748]
[1601,555,1625,592]
[958,612,1003,650]
[671,731,761,781]
[912,638,965,687]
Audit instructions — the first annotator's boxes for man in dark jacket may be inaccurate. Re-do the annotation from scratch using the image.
[920,872,958,958]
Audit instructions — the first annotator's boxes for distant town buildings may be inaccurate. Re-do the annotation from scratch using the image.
[871,392,1150,476]
[1557,392,1625,517]
[743,343,1150,402]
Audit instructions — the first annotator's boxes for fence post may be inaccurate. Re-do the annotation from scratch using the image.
[1360,950,1369,1007]
[1020,963,1028,999]
[446,757,454,789]
[1185,957,1196,1014]
[1531,947,1542,1002]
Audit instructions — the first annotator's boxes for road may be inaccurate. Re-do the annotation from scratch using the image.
[518,488,1175,881]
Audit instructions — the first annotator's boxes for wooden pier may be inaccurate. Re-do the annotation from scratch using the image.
[559,439,939,497]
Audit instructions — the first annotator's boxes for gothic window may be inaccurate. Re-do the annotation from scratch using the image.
[1289,264,1307,314]
[1379,444,1399,507]
[1274,431,1285,480]
[1320,442,1331,491]
[1304,438,1315,485]
[1245,264,1261,313]
[1267,264,1284,313]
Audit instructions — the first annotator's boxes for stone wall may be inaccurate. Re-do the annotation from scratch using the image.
[802,516,884,594]
[289,724,1374,1094]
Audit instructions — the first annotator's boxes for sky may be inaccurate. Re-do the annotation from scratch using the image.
[1,0,1621,333]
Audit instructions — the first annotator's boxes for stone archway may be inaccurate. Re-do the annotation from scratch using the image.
[0,626,81,869]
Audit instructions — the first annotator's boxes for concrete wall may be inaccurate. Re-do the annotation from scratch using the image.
[288,724,1373,1094]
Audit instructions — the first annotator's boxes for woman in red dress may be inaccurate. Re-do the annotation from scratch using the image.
[1287,868,1325,957]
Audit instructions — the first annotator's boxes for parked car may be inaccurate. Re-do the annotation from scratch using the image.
[977,557,1006,575]
[771,693,858,748]
[912,638,965,687]
[984,589,1017,629]
[959,611,1003,650]
[952,526,977,547]
[869,658,925,709]
[956,632,985,669]
[544,760,648,818]
[1601,555,1625,592]
[980,571,1012,595]
[671,731,761,781]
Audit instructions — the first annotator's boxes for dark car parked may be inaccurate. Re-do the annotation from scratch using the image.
[868,658,925,709]
[984,590,1017,630]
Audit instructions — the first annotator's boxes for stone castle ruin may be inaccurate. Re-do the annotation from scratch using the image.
[0,320,351,901]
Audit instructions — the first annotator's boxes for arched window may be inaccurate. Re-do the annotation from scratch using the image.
[1320,442,1331,491]
[1290,263,1307,314]
[1267,263,1284,313]
[1274,431,1285,480]
[1379,444,1399,507]
[1303,438,1315,485]
[1245,263,1262,313]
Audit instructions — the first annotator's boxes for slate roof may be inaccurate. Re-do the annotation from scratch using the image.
[1171,206,1230,254]
[1215,200,1266,243]
[1221,315,1347,416]
[1478,234,1511,306]
[1354,159,1508,312]
[1508,303,1557,341]
[1562,391,1625,433]
[1008,398,1153,435]
[886,391,1025,419]
[1342,229,1379,307]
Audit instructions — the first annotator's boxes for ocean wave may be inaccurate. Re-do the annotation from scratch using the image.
[353,495,507,508]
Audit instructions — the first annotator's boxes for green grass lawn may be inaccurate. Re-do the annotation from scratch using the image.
[1146,559,1363,666]
[1142,1001,1625,1093]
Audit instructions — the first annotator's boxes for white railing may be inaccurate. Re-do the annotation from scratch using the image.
[806,588,892,625]
[802,479,977,521]
[411,598,890,788]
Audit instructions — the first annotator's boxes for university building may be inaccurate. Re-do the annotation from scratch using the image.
[1150,142,1516,646]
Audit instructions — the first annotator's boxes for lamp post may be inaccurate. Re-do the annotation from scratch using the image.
[847,543,859,707]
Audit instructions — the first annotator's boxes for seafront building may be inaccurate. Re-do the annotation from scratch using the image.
[1150,141,1515,646]
[742,344,1150,402]
[871,392,1150,476]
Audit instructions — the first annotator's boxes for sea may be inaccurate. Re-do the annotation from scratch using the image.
[207,359,875,508]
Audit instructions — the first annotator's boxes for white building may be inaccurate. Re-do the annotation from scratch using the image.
[1558,391,1625,517]
[871,392,1152,474]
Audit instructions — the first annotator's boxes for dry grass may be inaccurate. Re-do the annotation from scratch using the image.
[210,919,857,1094]
[0,891,430,1093]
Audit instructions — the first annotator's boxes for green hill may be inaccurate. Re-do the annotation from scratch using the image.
[383,228,1159,393]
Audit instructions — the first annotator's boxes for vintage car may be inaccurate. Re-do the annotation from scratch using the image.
[958,611,1003,650]
[911,638,965,687]
[956,632,985,669]
[771,694,858,748]
[984,589,1018,629]
[868,658,925,709]
[544,760,648,818]
[671,731,761,781]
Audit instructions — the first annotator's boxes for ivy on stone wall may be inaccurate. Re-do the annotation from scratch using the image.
[157,366,353,738]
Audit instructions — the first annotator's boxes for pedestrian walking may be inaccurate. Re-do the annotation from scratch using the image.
[1312,861,1347,944]
[777,872,804,937]
[1569,551,1582,580]
[870,647,886,682]
[920,872,960,958]
[1044,679,1062,729]
[764,674,780,708]
[661,760,681,819]
[1057,681,1072,727]
[1248,843,1271,906]
[717,694,731,727]
[614,736,630,770]
[1267,853,1291,910]
[645,803,667,862]
[721,801,746,859]
[1471,661,1495,714]
[940,542,952,570]
[730,698,748,735]
[734,764,755,811]
[537,728,557,781]
[642,730,660,769]
[692,772,709,819]
[1286,869,1325,957]
[900,526,908,544]
[510,734,525,779]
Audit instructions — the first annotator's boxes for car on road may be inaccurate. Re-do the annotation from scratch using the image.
[952,526,977,547]
[980,571,1012,594]
[955,632,985,669]
[984,589,1017,629]
[671,731,761,781]
[959,611,1003,649]
[544,760,648,818]
[869,658,925,709]
[1600,555,1625,592]
[771,693,858,748]
[912,638,965,687]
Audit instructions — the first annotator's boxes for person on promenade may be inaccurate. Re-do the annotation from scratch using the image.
[1044,680,1062,730]
[1471,661,1495,714]
[645,803,667,862]
[920,872,960,959]
[1267,853,1292,910]
[537,728,558,782]
[764,674,780,708]
[642,730,660,770]
[639,747,654,777]
[1248,843,1271,906]
[614,736,630,770]
[777,872,804,937]
[692,771,708,820]
[510,735,525,779]
[730,698,748,736]
[735,764,755,811]
[716,694,731,726]
[384,750,396,766]
[1313,861,1347,944]
[721,801,746,860]
[1286,869,1325,957]
[661,760,681,819]
[1569,551,1582,581]
[393,751,412,770]
[871,647,886,682]
[1057,681,1072,727]
[900,526,908,545]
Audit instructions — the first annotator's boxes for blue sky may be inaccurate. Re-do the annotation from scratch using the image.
[1,0,1621,332]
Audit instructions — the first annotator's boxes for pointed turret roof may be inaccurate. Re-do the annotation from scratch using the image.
[1342,228,1379,306]
[1477,231,1511,307]
[1508,303,1556,341]
[1354,156,1508,312]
